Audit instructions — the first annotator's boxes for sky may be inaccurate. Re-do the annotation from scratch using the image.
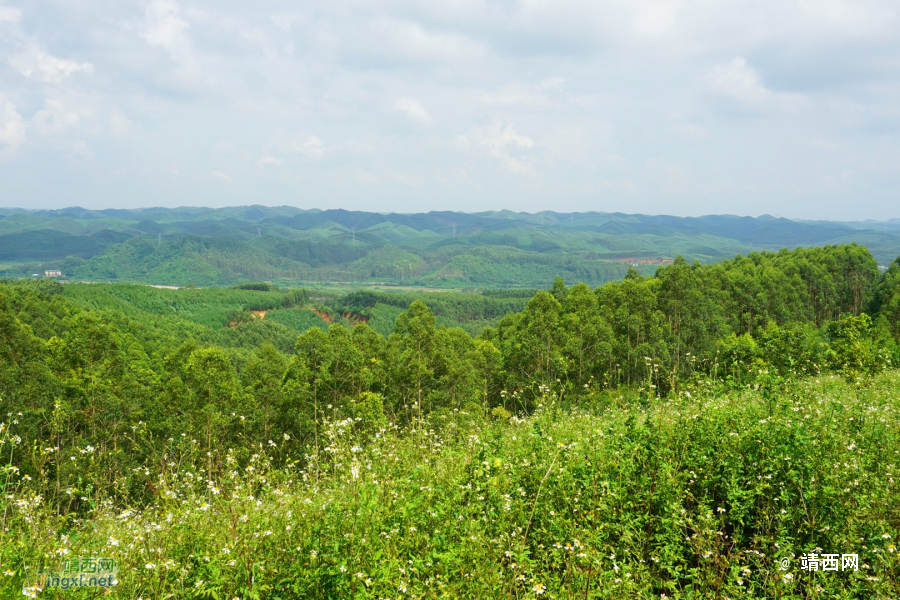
[1,1,899,220]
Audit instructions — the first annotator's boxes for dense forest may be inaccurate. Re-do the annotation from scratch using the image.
[4,206,900,288]
[3,242,900,597]
[2,243,898,507]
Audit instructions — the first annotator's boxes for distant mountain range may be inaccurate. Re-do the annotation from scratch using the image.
[1,206,898,287]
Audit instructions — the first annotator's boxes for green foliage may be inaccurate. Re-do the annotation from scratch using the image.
[232,282,280,292]
[5,206,899,288]
[4,374,900,598]
[3,241,900,597]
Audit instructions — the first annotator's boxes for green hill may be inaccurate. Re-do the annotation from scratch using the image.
[2,206,900,287]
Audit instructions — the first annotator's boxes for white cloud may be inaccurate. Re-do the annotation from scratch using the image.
[290,136,324,158]
[467,121,536,175]
[2,0,900,218]
[256,155,282,168]
[363,17,486,66]
[9,45,94,83]
[73,141,94,160]
[0,5,21,23]
[478,121,534,152]
[212,170,231,182]
[631,0,682,37]
[0,95,26,148]
[394,98,433,125]
[143,1,190,54]
[109,110,132,135]
[482,83,553,110]
[707,57,771,105]
[706,56,805,115]
[32,99,92,135]
[240,27,281,59]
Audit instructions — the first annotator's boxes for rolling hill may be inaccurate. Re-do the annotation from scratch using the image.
[1,206,899,287]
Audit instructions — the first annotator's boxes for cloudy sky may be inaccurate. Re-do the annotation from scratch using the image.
[1,0,899,220]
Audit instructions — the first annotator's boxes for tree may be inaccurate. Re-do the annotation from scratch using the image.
[186,347,245,480]
[293,327,334,452]
[391,301,437,426]
[242,342,287,441]
[500,291,564,397]
[561,283,612,388]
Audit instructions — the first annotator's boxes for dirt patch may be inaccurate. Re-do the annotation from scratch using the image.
[308,307,332,324]
[251,310,267,319]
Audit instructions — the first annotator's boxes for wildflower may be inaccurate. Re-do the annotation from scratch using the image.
[533,582,546,595]
[340,565,347,573]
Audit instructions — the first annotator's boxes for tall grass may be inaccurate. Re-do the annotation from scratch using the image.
[2,372,899,598]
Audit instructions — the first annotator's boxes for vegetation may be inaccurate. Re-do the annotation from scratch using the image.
[4,206,900,288]
[2,242,900,597]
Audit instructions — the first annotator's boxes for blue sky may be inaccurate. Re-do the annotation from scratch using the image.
[1,0,899,220]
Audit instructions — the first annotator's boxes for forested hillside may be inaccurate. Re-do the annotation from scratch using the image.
[3,243,900,597]
[2,243,898,501]
[4,206,900,287]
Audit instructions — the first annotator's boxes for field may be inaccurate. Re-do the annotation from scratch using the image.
[3,373,899,598]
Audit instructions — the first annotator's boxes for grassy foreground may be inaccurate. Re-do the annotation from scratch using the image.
[3,374,900,599]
